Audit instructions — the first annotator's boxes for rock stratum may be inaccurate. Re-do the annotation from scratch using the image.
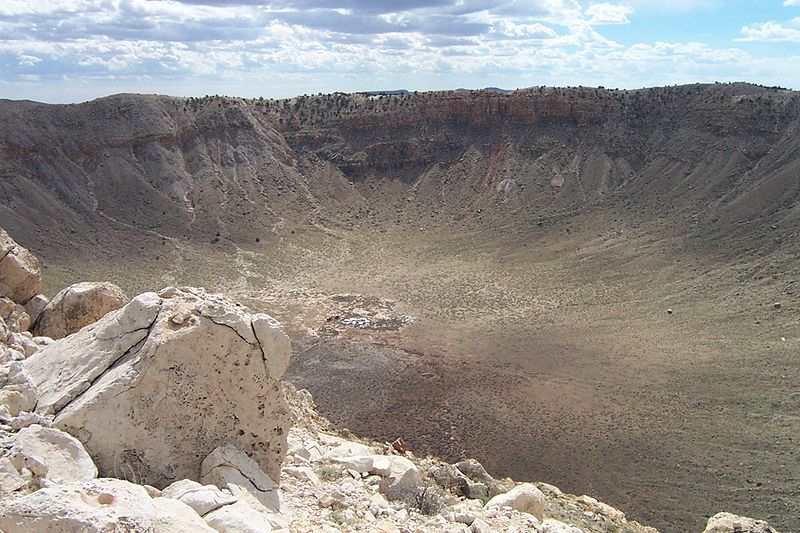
[0,230,782,532]
[1,83,799,263]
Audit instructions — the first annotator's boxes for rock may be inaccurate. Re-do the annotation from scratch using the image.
[702,512,779,533]
[317,492,342,508]
[283,466,320,485]
[577,494,625,521]
[0,316,9,345]
[430,462,471,496]
[6,424,97,485]
[7,411,53,431]
[377,455,423,500]
[368,492,389,515]
[9,332,37,357]
[0,298,31,334]
[0,344,25,365]
[541,519,584,533]
[0,456,32,493]
[23,295,49,327]
[332,454,376,473]
[0,477,212,532]
[456,459,506,497]
[201,445,280,512]
[32,281,128,339]
[323,439,375,459]
[0,360,37,417]
[287,435,323,462]
[373,519,401,533]
[484,483,546,520]
[32,336,54,347]
[0,229,41,305]
[162,478,238,516]
[152,497,218,532]
[204,499,275,532]
[25,287,292,487]
[471,518,496,533]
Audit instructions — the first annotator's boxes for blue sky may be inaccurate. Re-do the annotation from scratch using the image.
[1,1,799,103]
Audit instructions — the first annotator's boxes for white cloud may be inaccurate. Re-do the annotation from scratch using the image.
[784,0,800,6]
[586,3,633,25]
[17,54,41,66]
[738,19,800,42]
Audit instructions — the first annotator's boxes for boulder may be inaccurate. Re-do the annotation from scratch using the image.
[23,295,49,327]
[203,499,274,533]
[0,229,40,306]
[484,483,546,520]
[24,287,292,488]
[162,478,237,516]
[456,458,507,497]
[702,512,779,533]
[201,445,280,513]
[6,424,97,485]
[152,497,218,532]
[0,298,30,334]
[377,455,423,500]
[283,466,320,485]
[32,281,128,339]
[9,332,37,358]
[471,518,496,533]
[323,439,375,459]
[0,360,37,417]
[0,477,213,532]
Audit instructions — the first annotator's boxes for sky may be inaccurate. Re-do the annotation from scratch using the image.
[1,1,799,103]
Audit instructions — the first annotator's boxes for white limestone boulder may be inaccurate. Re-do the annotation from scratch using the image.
[201,445,280,512]
[0,229,40,306]
[32,281,128,339]
[377,455,423,500]
[24,287,292,488]
[0,477,213,532]
[162,478,238,516]
[0,360,37,417]
[484,483,546,520]
[203,499,274,533]
[6,424,97,485]
[703,512,780,533]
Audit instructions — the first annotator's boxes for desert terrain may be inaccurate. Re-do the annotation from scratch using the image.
[1,83,798,532]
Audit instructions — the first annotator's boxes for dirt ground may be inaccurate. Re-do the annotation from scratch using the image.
[198,217,797,533]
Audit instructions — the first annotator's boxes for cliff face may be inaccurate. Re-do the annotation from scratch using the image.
[2,83,798,261]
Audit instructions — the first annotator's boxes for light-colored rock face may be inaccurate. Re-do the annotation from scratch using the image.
[703,512,779,533]
[32,281,129,340]
[0,477,211,533]
[24,287,292,488]
[0,229,40,306]
[203,499,275,533]
[484,483,546,520]
[6,424,97,485]
[162,479,238,516]
[0,360,36,417]
[201,445,281,517]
